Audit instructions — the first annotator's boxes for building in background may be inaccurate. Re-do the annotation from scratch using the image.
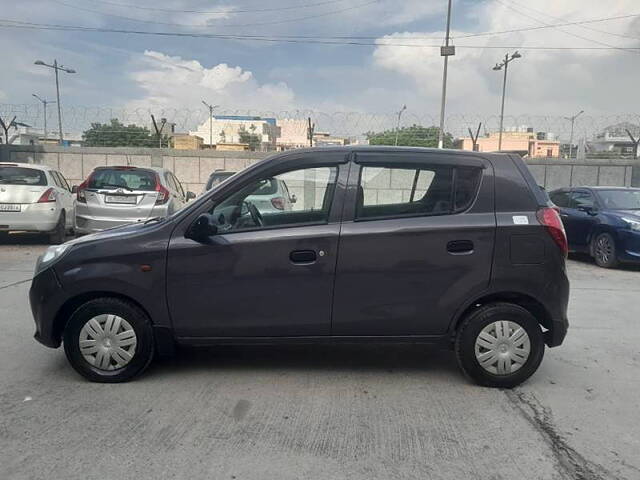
[276,118,309,150]
[171,133,203,150]
[190,115,279,151]
[456,127,560,157]
[589,122,640,156]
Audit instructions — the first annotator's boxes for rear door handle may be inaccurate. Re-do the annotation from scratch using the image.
[290,250,317,264]
[447,240,474,255]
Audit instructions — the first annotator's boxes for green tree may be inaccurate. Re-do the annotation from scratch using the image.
[366,124,453,148]
[82,119,157,147]
[238,124,262,151]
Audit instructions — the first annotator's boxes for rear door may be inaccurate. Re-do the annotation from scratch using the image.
[332,151,495,336]
[50,171,74,224]
[84,167,160,222]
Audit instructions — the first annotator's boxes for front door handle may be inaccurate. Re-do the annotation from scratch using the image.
[290,250,317,264]
[447,240,474,255]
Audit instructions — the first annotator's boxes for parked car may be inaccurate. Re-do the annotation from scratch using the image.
[74,165,195,234]
[30,147,569,387]
[204,169,296,212]
[549,186,640,268]
[0,163,75,243]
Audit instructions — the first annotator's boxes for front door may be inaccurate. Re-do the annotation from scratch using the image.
[332,152,495,336]
[167,161,346,338]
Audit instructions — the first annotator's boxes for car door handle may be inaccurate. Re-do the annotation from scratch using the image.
[447,240,474,255]
[290,250,317,264]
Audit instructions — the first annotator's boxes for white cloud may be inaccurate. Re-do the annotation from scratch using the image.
[127,50,296,111]
[370,0,640,117]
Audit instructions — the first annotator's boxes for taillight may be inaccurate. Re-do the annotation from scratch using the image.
[37,188,56,203]
[155,175,170,205]
[271,196,286,210]
[537,207,568,257]
[76,174,92,203]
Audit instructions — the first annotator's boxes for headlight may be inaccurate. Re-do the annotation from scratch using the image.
[621,217,640,232]
[34,244,72,276]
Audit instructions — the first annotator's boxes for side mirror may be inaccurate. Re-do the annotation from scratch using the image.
[71,185,78,194]
[186,213,218,241]
[290,194,297,204]
[186,191,196,201]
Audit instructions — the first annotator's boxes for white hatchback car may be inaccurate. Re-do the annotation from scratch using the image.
[0,163,75,243]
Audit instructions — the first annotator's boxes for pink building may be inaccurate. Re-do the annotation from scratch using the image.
[457,131,560,158]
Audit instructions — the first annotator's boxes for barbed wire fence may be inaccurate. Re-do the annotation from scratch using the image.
[2,104,640,157]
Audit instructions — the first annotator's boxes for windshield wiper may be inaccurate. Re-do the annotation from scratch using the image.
[98,183,133,191]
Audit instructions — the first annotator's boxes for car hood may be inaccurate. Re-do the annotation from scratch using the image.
[65,220,160,247]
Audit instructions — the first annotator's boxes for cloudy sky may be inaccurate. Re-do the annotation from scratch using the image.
[1,0,640,135]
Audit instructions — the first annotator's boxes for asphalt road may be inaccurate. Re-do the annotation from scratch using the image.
[0,236,639,480]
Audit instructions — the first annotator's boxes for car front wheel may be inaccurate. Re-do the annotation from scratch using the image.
[63,297,155,382]
[455,303,545,388]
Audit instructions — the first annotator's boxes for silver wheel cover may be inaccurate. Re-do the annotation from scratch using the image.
[79,314,137,371]
[474,321,531,375]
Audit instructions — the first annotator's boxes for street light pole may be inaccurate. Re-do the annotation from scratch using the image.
[565,110,584,158]
[492,51,521,151]
[32,94,56,141]
[437,0,454,149]
[395,105,407,146]
[34,59,75,145]
[201,101,219,148]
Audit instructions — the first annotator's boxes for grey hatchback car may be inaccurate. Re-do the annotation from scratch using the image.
[30,147,569,387]
[74,165,195,233]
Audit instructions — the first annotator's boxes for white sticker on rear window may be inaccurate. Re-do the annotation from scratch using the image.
[513,215,529,225]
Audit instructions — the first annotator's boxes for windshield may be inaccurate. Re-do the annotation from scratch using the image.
[0,166,47,186]
[89,168,157,191]
[597,190,640,210]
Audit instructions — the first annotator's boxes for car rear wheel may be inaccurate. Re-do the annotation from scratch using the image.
[63,297,155,382]
[48,212,66,245]
[592,232,618,268]
[455,303,545,388]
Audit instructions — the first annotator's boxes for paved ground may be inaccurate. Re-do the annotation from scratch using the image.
[0,235,639,480]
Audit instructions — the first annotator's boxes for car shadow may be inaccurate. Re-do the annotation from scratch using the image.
[0,232,52,245]
[147,344,462,380]
[568,252,640,271]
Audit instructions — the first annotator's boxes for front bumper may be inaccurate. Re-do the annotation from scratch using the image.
[29,268,65,348]
[0,203,60,232]
[618,230,640,263]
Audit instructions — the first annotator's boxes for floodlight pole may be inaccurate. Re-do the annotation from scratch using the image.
[437,0,454,149]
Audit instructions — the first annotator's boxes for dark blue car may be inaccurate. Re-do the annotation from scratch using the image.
[549,187,640,268]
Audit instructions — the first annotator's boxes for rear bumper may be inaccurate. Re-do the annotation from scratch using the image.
[30,268,65,348]
[75,204,169,233]
[0,204,60,232]
[545,317,568,347]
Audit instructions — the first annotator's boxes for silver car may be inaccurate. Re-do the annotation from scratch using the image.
[0,163,75,243]
[75,166,195,233]
[204,170,295,213]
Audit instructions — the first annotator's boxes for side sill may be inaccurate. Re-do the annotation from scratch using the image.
[175,335,450,347]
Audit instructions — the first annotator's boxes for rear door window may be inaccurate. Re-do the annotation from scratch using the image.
[0,166,47,186]
[549,191,573,208]
[89,168,157,191]
[356,164,482,220]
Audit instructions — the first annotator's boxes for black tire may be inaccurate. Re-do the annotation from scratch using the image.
[455,303,545,388]
[48,211,66,245]
[592,232,618,268]
[63,297,155,383]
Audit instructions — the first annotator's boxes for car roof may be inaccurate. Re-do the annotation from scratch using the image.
[274,145,497,156]
[0,162,54,171]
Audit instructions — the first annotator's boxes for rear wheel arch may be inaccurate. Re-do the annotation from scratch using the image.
[451,291,553,340]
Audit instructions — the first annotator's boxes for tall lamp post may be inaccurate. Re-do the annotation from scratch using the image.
[201,101,219,148]
[34,60,75,145]
[437,0,454,149]
[492,51,521,151]
[565,110,584,158]
[395,105,407,146]
[32,94,56,141]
